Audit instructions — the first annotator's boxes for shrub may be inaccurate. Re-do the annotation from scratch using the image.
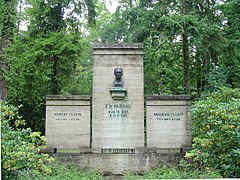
[185,88,240,178]
[1,102,54,179]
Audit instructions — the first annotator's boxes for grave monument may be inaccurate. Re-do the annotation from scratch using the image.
[45,43,192,174]
[92,44,144,152]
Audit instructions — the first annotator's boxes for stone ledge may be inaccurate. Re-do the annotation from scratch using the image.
[46,95,91,100]
[44,147,191,155]
[93,43,143,49]
[146,95,191,100]
[93,43,144,55]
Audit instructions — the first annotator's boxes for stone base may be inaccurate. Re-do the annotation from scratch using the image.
[47,148,189,175]
[110,87,127,100]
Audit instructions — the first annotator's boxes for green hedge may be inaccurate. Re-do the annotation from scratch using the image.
[1,102,54,179]
[186,88,240,178]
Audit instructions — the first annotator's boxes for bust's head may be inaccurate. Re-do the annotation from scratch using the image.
[114,68,123,80]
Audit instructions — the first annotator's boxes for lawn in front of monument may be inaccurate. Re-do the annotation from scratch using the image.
[125,163,222,179]
[16,161,222,180]
[16,162,103,180]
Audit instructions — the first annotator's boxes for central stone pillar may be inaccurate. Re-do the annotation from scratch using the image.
[92,44,144,150]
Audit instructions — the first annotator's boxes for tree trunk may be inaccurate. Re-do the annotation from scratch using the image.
[0,34,8,100]
[52,56,60,94]
[0,59,8,100]
[182,0,190,95]
[0,0,18,100]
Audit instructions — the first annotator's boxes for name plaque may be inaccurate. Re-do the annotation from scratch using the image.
[53,112,82,121]
[101,148,135,154]
[105,103,131,119]
[153,112,183,121]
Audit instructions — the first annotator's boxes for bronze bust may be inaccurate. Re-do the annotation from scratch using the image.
[114,68,123,87]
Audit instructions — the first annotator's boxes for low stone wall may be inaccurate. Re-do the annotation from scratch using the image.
[53,148,184,175]
[44,95,192,174]
[45,95,91,149]
[146,95,192,150]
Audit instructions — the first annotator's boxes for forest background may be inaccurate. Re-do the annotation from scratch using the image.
[1,0,240,178]
[1,0,239,133]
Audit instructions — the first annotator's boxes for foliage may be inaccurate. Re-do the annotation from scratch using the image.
[144,38,184,95]
[1,102,54,179]
[0,0,18,45]
[98,2,188,95]
[220,0,240,89]
[0,0,18,100]
[125,163,222,179]
[4,0,95,132]
[6,32,91,133]
[186,88,240,178]
[97,0,240,95]
[17,161,103,180]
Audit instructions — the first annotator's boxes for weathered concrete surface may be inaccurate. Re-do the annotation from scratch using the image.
[92,44,144,149]
[53,151,183,174]
[46,95,91,149]
[146,95,192,149]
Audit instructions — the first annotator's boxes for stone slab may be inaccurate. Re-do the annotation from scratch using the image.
[46,95,91,149]
[92,44,144,148]
[146,95,192,149]
[53,152,183,174]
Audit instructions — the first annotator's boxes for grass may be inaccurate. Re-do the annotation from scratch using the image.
[17,161,103,180]
[16,161,223,180]
[125,164,223,179]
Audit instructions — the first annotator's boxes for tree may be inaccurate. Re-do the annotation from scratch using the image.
[4,0,240,132]
[0,0,18,100]
[97,0,189,95]
[5,0,96,132]
[97,0,240,96]
[221,0,240,88]
[182,0,190,94]
[187,0,228,93]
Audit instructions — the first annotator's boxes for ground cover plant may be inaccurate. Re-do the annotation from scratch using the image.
[1,102,103,180]
[17,162,103,180]
[125,163,222,179]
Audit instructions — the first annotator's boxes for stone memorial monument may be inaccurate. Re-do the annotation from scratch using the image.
[45,43,192,174]
[92,44,144,151]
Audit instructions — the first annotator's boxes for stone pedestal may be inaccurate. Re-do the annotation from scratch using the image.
[110,87,127,100]
[92,44,144,150]
[146,95,192,150]
[46,95,91,149]
[54,149,183,175]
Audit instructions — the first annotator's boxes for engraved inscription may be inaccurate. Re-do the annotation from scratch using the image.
[153,112,183,121]
[53,112,82,121]
[101,148,135,154]
[105,103,131,119]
